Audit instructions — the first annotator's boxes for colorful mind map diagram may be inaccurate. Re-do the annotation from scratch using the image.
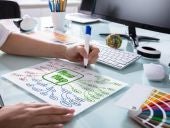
[130,89,170,128]
[3,59,127,115]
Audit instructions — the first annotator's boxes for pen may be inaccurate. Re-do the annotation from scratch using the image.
[60,0,64,12]
[84,25,91,68]
[0,95,4,107]
[56,0,59,12]
[48,0,53,12]
[63,0,67,12]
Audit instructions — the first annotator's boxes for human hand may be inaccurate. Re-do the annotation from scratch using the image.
[0,103,75,128]
[65,45,99,64]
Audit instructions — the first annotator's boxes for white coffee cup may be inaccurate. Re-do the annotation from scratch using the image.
[51,12,66,32]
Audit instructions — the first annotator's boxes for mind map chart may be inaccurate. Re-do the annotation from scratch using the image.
[3,59,127,115]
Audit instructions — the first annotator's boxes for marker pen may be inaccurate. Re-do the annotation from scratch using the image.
[84,25,91,68]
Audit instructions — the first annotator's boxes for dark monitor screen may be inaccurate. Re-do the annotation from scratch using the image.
[79,0,95,14]
[93,0,170,34]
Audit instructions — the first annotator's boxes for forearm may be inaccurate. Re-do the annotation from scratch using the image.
[1,33,67,59]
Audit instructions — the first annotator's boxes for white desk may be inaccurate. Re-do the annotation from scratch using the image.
[0,17,170,128]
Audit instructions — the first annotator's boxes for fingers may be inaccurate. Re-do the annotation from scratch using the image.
[30,105,74,126]
[32,113,74,125]
[32,105,75,116]
[77,45,88,58]
[77,45,99,63]
[26,103,51,108]
[15,103,51,108]
[88,45,100,64]
[34,124,64,128]
[65,44,99,64]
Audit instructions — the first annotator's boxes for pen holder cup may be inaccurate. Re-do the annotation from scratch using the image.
[51,12,66,32]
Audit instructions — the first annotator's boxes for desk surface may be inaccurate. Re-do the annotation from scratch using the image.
[0,17,170,128]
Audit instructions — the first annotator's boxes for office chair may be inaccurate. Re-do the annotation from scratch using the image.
[0,0,21,19]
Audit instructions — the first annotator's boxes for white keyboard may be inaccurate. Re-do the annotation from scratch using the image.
[97,44,141,70]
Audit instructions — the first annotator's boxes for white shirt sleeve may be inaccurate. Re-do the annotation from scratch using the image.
[0,24,11,48]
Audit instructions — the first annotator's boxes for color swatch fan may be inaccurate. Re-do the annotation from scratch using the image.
[116,85,170,128]
[129,89,170,128]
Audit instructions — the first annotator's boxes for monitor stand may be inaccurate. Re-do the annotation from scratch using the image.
[99,26,160,47]
[128,26,160,47]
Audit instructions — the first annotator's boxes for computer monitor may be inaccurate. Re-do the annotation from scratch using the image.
[78,0,95,14]
[93,0,170,47]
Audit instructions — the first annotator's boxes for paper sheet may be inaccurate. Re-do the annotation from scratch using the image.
[115,85,153,111]
[3,59,127,115]
[29,31,83,45]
